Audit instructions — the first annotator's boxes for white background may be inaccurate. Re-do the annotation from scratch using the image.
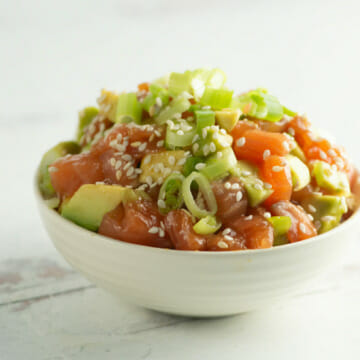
[1,1,360,359]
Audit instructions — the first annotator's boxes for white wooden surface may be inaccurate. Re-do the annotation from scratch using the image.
[1,0,360,358]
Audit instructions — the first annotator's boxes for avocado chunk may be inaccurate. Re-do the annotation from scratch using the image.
[230,160,273,207]
[61,184,139,231]
[39,141,81,198]
[301,194,347,233]
[286,154,310,191]
[290,141,306,162]
[200,148,237,181]
[215,108,241,132]
[267,216,291,246]
[139,150,186,185]
[192,126,233,157]
[76,107,99,142]
[312,161,350,195]
[97,89,118,122]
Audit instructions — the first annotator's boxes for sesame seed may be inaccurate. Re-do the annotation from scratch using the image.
[159,228,165,237]
[308,204,316,213]
[328,149,336,157]
[216,152,223,158]
[115,160,122,169]
[166,120,174,129]
[177,158,186,166]
[236,137,246,147]
[157,140,164,148]
[148,226,159,234]
[288,127,295,136]
[254,183,262,191]
[139,142,147,152]
[242,170,251,176]
[177,130,184,136]
[192,134,199,143]
[231,183,240,190]
[195,163,206,170]
[272,166,283,172]
[116,170,122,180]
[212,132,219,140]
[173,113,181,120]
[203,144,210,156]
[154,130,162,137]
[193,143,199,153]
[131,141,141,147]
[168,156,175,165]
[155,97,162,107]
[157,199,166,208]
[264,212,271,219]
[220,129,226,135]
[143,156,151,165]
[319,150,327,160]
[236,191,243,202]
[222,228,231,235]
[135,168,142,174]
[224,182,231,189]
[321,215,335,222]
[308,214,314,221]
[157,177,164,184]
[299,223,307,234]
[145,176,152,185]
[335,157,344,168]
[202,105,211,110]
[202,128,208,139]
[245,215,253,220]
[224,235,234,241]
[122,154,132,161]
[283,141,290,152]
[263,149,271,160]
[314,220,321,231]
[48,166,58,173]
[126,167,135,176]
[263,182,272,189]
[209,142,216,153]
[217,241,229,249]
[123,162,131,170]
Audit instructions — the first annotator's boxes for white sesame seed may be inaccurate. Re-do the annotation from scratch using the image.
[231,183,240,190]
[131,141,141,148]
[283,141,290,152]
[110,157,116,166]
[254,183,263,191]
[48,166,58,173]
[203,144,210,156]
[222,228,231,235]
[148,226,159,234]
[308,204,316,213]
[157,140,164,147]
[236,191,243,202]
[159,228,165,237]
[143,156,151,165]
[216,152,223,158]
[224,235,234,241]
[139,143,147,152]
[314,220,321,231]
[177,158,186,166]
[288,127,295,136]
[195,163,206,171]
[122,154,132,161]
[177,130,184,136]
[335,157,344,168]
[123,162,131,170]
[157,199,166,208]
[168,156,175,166]
[319,150,327,160]
[115,160,122,169]
[217,240,229,249]
[321,215,336,222]
[160,221,165,229]
[245,215,253,220]
[209,142,217,153]
[242,170,251,176]
[220,129,226,135]
[116,170,122,180]
[202,128,208,139]
[157,177,164,184]
[299,223,307,234]
[272,166,283,172]
[328,149,336,157]
[126,167,134,177]
[192,134,199,143]
[224,182,231,189]
[155,97,162,107]
[263,149,271,160]
[264,182,272,189]
[154,129,162,137]
[307,214,314,221]
[192,143,199,153]
[135,168,142,174]
[166,120,174,129]
[264,212,271,219]
[145,176,152,185]
[236,137,246,147]
[202,105,211,110]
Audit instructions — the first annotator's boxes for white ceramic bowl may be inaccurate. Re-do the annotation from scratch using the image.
[35,180,360,317]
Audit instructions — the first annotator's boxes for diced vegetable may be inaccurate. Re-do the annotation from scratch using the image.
[183,156,205,177]
[215,108,241,132]
[115,93,143,124]
[193,215,222,235]
[200,88,233,110]
[286,154,310,191]
[158,173,185,214]
[97,89,118,122]
[165,121,197,148]
[76,107,99,142]
[155,95,191,125]
[195,110,215,131]
[182,172,218,218]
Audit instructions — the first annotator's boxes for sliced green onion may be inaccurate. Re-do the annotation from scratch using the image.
[155,95,191,125]
[168,71,193,96]
[193,215,222,235]
[195,110,215,132]
[165,122,197,148]
[200,88,233,110]
[283,106,297,117]
[115,93,142,124]
[76,107,99,141]
[158,173,185,214]
[183,156,205,177]
[182,172,217,218]
[200,148,237,181]
[189,104,202,113]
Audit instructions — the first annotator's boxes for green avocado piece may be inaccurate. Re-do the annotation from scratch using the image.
[192,127,233,157]
[61,184,139,231]
[312,161,350,195]
[39,141,81,198]
[230,160,273,207]
[76,107,99,142]
[286,154,310,191]
[301,194,347,234]
[290,141,306,162]
[267,216,291,246]
[215,108,241,132]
